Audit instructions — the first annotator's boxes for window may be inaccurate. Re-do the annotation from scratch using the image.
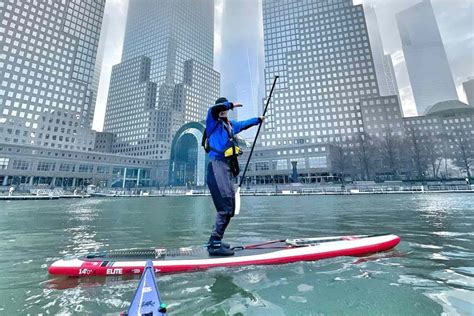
[59,163,75,172]
[12,160,29,170]
[255,161,270,171]
[76,164,93,173]
[97,165,109,174]
[0,157,9,170]
[308,156,327,168]
[274,159,287,170]
[37,161,55,171]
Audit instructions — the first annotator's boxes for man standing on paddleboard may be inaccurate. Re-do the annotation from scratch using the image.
[204,97,264,256]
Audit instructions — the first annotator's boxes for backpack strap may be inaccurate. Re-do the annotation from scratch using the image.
[202,120,224,154]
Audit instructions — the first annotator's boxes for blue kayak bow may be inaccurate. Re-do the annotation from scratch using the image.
[124,260,167,316]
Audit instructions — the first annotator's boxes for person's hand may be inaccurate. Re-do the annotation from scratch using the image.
[232,103,243,108]
[259,116,266,121]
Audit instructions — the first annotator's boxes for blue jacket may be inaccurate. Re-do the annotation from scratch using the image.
[206,101,261,161]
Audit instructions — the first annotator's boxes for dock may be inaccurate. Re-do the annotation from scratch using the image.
[0,194,90,201]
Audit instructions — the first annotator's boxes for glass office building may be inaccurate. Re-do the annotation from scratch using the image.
[261,0,384,148]
[104,0,219,159]
[0,0,105,151]
[363,2,399,98]
[396,0,458,115]
[463,78,474,106]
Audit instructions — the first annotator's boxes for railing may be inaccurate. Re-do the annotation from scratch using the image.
[8,184,468,198]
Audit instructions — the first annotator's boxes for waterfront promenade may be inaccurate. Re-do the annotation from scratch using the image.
[1,182,472,200]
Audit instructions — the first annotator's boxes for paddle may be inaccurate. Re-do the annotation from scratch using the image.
[235,75,279,215]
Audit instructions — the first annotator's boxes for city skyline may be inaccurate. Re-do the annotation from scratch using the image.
[0,0,472,189]
[93,0,473,131]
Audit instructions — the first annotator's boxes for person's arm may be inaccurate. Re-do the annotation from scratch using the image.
[210,101,234,120]
[231,116,264,134]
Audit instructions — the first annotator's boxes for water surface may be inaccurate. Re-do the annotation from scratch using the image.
[0,194,473,315]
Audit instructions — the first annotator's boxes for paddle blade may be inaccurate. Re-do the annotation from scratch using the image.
[234,187,241,215]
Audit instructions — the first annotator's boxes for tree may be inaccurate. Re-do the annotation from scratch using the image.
[378,128,403,179]
[405,127,428,180]
[423,134,443,178]
[450,129,474,181]
[330,137,353,185]
[354,132,377,180]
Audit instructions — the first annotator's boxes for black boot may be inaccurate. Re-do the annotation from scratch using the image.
[208,242,234,256]
[207,237,234,256]
[207,237,230,249]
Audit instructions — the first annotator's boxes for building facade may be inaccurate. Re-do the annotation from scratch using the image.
[360,96,404,138]
[173,60,220,136]
[0,143,168,189]
[239,143,336,185]
[396,0,458,115]
[89,21,108,129]
[402,100,474,178]
[168,122,207,187]
[0,0,105,151]
[94,131,115,153]
[364,2,399,98]
[463,78,474,106]
[104,0,219,159]
[104,56,165,158]
[261,0,404,146]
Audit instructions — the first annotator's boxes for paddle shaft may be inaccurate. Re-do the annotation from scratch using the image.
[239,75,279,187]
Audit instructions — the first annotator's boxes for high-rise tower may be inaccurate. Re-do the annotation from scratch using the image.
[364,2,399,98]
[261,0,403,148]
[220,0,263,125]
[104,0,219,159]
[0,0,106,150]
[462,78,474,106]
[396,0,458,115]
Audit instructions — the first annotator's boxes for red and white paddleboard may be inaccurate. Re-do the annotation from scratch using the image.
[48,234,400,276]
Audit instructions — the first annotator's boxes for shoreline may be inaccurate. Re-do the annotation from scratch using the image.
[1,189,473,200]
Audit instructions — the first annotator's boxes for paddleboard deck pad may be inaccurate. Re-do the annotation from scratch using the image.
[49,234,400,276]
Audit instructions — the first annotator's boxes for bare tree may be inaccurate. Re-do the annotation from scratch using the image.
[330,137,353,185]
[450,129,473,181]
[438,134,452,179]
[423,134,443,178]
[354,132,377,180]
[379,128,403,179]
[405,127,428,180]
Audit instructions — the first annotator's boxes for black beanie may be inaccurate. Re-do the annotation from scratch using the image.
[215,97,228,105]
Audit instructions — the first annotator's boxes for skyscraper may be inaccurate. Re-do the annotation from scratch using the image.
[104,0,219,159]
[463,78,474,106]
[363,2,399,98]
[261,0,399,149]
[220,0,262,126]
[396,0,458,115]
[90,22,108,129]
[0,0,106,151]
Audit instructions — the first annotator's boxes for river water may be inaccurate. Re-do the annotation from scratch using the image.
[0,194,473,315]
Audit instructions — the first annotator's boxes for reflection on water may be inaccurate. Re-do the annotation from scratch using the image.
[210,274,257,302]
[0,194,472,315]
[61,199,106,257]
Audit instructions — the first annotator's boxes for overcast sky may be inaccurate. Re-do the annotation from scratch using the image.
[92,0,474,131]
